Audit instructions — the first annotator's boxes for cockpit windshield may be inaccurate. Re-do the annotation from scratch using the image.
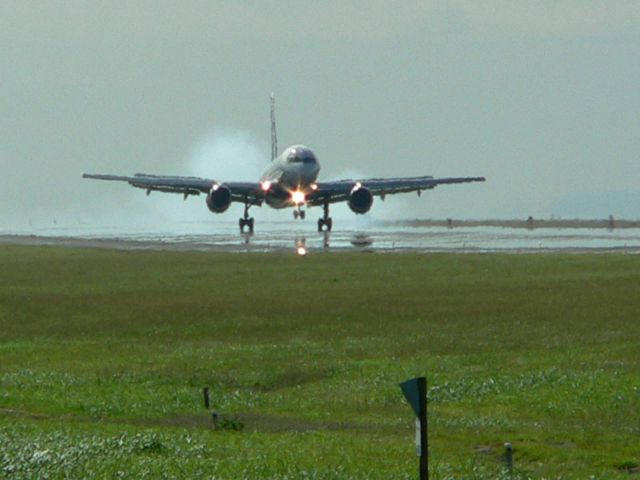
[287,147,316,165]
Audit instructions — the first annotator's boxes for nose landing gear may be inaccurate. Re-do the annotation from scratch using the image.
[317,202,332,232]
[293,208,306,220]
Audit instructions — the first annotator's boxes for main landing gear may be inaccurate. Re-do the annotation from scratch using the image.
[293,208,306,220]
[317,202,332,232]
[239,202,254,234]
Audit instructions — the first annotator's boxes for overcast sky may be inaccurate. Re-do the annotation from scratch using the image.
[1,1,639,230]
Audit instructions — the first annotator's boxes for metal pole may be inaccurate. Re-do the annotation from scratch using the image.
[418,377,428,480]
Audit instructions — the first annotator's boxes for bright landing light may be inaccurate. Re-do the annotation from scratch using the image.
[297,247,307,256]
[291,190,306,205]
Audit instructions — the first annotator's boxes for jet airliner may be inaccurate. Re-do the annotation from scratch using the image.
[84,95,485,233]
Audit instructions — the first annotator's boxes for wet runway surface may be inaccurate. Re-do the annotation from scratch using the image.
[3,220,640,254]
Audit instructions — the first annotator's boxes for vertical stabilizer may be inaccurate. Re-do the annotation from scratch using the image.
[270,93,278,161]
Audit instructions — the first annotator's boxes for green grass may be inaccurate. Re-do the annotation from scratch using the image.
[1,245,639,478]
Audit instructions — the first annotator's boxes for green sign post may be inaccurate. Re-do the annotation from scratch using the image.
[400,377,428,480]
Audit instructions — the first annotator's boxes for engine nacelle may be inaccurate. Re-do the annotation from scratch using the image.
[348,185,373,214]
[206,184,232,213]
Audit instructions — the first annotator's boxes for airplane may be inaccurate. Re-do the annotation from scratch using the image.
[83,95,485,233]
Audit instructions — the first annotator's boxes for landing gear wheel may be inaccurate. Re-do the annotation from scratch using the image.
[318,217,332,232]
[318,201,332,232]
[293,210,299,219]
[239,217,254,234]
[239,201,254,234]
[300,210,306,220]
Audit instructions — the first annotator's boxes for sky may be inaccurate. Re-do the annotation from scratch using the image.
[1,1,639,230]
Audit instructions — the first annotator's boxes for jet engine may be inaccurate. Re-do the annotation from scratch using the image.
[348,185,373,214]
[206,184,232,213]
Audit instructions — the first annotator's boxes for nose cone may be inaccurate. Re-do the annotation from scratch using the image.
[283,145,320,185]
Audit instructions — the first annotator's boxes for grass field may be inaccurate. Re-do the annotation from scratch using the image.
[1,245,639,479]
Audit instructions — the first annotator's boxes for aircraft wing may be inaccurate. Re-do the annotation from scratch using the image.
[307,175,485,206]
[82,173,264,205]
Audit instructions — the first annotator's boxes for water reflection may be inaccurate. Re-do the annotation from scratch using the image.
[241,232,253,245]
[323,231,331,249]
[295,236,307,256]
[240,230,378,253]
[350,233,373,247]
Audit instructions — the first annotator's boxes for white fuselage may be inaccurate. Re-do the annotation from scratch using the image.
[260,145,320,208]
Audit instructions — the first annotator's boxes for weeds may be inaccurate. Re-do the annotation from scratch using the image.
[1,247,639,478]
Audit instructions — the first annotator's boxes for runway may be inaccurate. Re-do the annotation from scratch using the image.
[3,220,640,254]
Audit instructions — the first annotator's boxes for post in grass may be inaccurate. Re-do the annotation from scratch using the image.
[504,442,513,478]
[400,377,428,480]
[203,387,210,410]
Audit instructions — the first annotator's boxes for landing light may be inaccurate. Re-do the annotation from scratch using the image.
[291,190,306,205]
[310,184,318,191]
[297,246,307,256]
[261,180,272,191]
